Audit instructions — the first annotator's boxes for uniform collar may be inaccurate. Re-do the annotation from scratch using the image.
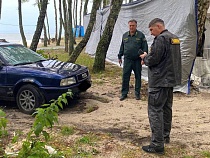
[154,29,168,39]
[160,29,168,34]
[128,30,138,36]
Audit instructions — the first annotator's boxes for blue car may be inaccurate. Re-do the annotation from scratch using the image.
[0,41,91,114]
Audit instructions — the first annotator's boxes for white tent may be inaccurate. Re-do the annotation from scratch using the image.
[84,0,198,94]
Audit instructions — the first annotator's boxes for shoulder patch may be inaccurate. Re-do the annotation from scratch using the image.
[171,38,180,45]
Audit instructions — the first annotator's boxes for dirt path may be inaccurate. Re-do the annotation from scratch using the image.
[4,73,210,157]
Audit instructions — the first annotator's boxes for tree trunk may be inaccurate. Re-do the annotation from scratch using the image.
[43,23,48,46]
[45,12,51,45]
[56,0,63,46]
[78,0,83,37]
[0,0,2,19]
[68,0,102,63]
[103,0,107,8]
[30,0,48,51]
[92,0,123,72]
[54,0,58,43]
[63,0,69,52]
[18,0,27,47]
[83,0,89,16]
[73,0,78,37]
[56,0,62,46]
[103,0,111,8]
[72,0,75,27]
[68,0,74,55]
[197,0,210,56]
[37,0,47,47]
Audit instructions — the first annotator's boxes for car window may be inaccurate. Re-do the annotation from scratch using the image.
[0,45,46,65]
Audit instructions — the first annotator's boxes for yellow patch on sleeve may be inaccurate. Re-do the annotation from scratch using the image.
[171,38,180,44]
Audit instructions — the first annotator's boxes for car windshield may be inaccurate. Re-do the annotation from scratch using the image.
[0,45,46,65]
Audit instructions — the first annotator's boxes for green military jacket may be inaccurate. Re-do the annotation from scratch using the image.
[118,30,148,60]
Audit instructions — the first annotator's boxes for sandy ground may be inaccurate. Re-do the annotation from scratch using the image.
[3,73,210,157]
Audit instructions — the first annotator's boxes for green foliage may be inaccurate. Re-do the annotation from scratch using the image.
[11,130,23,143]
[18,140,49,158]
[18,90,73,157]
[75,134,100,157]
[79,136,92,144]
[32,91,72,139]
[201,151,210,157]
[77,133,99,146]
[0,110,8,156]
[75,53,95,71]
[36,49,48,58]
[0,109,8,137]
[61,126,75,136]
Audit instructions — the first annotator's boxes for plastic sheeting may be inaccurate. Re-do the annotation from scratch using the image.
[84,0,198,93]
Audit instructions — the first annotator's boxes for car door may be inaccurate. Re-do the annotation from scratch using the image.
[0,64,10,99]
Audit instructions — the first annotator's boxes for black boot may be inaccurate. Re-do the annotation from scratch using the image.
[142,145,164,155]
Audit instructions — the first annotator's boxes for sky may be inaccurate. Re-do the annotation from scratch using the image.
[0,0,92,42]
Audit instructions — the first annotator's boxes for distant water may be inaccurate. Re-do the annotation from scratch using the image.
[0,33,33,43]
[0,33,56,46]
[0,0,57,45]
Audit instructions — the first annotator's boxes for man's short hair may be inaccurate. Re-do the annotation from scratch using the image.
[128,19,137,24]
[149,18,164,27]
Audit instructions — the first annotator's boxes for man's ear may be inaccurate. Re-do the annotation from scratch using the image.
[156,23,161,29]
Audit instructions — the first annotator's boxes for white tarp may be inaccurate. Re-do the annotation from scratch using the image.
[84,0,198,93]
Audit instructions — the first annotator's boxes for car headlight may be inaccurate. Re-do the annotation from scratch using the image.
[60,77,76,86]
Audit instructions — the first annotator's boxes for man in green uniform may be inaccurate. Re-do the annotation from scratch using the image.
[118,19,148,101]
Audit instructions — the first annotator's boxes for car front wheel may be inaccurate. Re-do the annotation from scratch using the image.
[16,84,44,115]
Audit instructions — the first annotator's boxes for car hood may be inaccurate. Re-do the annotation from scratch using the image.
[15,59,84,77]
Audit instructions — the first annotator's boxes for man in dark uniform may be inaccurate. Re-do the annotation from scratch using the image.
[140,18,182,154]
[118,19,148,101]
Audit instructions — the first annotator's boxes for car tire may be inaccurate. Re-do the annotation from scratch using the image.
[16,84,44,115]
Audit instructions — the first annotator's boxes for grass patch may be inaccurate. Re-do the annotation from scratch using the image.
[74,133,101,157]
[201,151,210,157]
[77,133,99,145]
[60,126,75,136]
[85,105,98,113]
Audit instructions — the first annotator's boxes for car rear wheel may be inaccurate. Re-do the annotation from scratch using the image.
[16,84,44,115]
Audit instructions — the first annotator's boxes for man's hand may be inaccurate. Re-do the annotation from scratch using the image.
[119,59,122,66]
[140,52,147,59]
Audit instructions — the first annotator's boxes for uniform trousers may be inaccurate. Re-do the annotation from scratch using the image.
[148,87,173,147]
